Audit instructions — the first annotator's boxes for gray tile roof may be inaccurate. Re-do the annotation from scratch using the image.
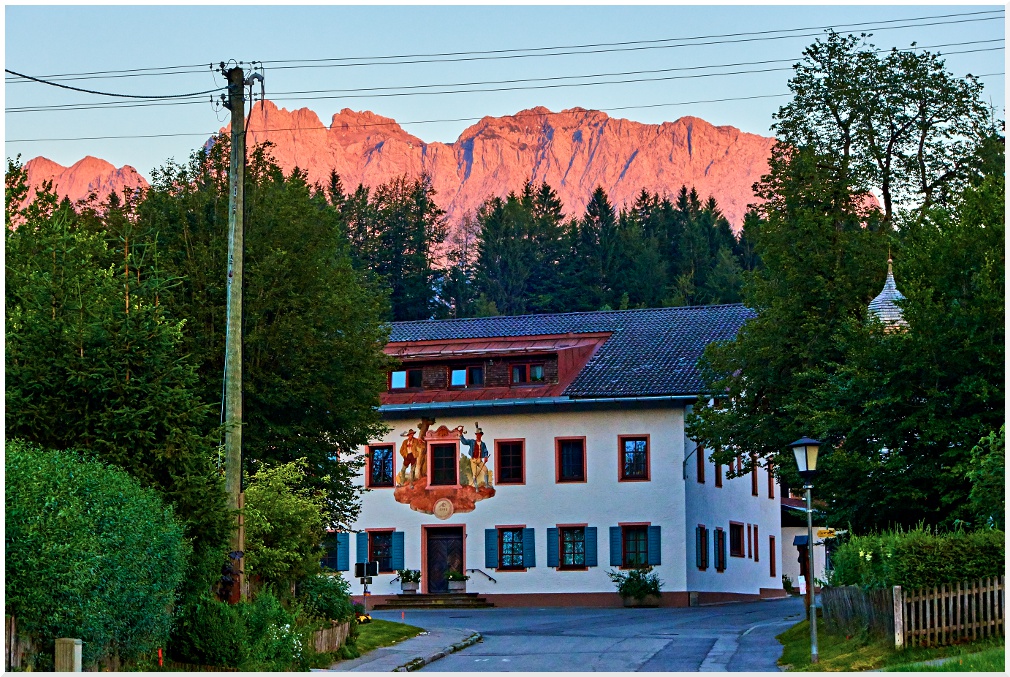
[868,260,907,327]
[390,305,755,397]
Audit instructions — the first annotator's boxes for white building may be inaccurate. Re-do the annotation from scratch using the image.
[330,306,786,606]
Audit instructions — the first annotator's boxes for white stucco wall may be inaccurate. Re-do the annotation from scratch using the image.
[350,406,689,597]
[683,408,783,595]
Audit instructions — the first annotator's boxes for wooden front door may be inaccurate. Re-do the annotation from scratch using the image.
[426,527,463,594]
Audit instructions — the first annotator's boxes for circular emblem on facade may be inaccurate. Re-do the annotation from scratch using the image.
[433,498,455,520]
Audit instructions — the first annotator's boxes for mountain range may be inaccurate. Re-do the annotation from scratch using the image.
[22,101,778,229]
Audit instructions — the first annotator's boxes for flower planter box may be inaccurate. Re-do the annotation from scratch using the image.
[447,580,467,593]
[400,581,419,594]
[623,595,661,608]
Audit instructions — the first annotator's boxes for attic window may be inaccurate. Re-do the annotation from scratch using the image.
[390,369,422,389]
[511,363,545,385]
[450,366,485,388]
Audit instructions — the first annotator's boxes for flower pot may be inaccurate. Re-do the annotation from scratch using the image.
[622,595,661,608]
[400,581,419,594]
[447,580,467,593]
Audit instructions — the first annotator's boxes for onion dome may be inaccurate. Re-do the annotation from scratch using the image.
[868,258,907,329]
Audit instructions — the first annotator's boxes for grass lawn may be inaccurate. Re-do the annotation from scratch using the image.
[350,619,425,657]
[884,647,1005,672]
[777,616,1005,672]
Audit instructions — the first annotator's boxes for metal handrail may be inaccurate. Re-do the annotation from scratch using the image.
[466,568,497,584]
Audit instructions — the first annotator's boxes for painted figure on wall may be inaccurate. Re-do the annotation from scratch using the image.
[397,417,433,485]
[460,422,493,489]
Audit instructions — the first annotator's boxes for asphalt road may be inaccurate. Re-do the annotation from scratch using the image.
[369,596,805,672]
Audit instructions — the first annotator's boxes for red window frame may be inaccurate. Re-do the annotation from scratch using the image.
[366,444,396,488]
[696,446,706,484]
[449,365,485,388]
[768,463,775,499]
[715,528,726,572]
[747,524,753,558]
[729,522,745,558]
[497,524,526,571]
[715,459,723,488]
[558,523,589,571]
[389,368,422,390]
[367,529,395,573]
[618,435,650,481]
[495,439,526,485]
[754,525,759,562]
[751,454,759,496]
[555,437,587,483]
[620,523,650,569]
[769,536,776,577]
[510,362,546,385]
[428,441,460,487]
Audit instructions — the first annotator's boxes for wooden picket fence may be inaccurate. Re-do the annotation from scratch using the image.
[821,585,894,639]
[313,620,351,654]
[894,576,1005,648]
[4,615,35,671]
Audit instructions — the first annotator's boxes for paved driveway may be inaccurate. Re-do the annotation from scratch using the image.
[370,596,804,672]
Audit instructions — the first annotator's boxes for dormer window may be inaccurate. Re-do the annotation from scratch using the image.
[390,368,422,389]
[511,363,545,385]
[450,366,485,388]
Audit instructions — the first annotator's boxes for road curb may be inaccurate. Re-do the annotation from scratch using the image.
[393,632,482,672]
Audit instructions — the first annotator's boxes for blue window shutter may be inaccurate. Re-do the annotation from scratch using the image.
[695,527,702,568]
[391,531,405,571]
[585,527,598,567]
[485,529,499,569]
[523,528,536,568]
[647,525,662,566]
[337,532,350,571]
[610,526,622,566]
[546,528,559,568]
[356,532,368,563]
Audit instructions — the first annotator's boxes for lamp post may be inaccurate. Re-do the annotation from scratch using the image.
[790,436,820,665]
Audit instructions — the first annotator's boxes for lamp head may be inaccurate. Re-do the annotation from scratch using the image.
[789,436,821,481]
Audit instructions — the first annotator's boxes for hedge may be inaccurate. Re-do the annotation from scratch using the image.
[5,440,189,668]
[829,526,1005,590]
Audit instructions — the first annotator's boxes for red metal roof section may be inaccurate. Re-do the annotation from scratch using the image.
[381,333,610,405]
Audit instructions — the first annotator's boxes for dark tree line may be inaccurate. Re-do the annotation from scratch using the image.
[326,171,758,321]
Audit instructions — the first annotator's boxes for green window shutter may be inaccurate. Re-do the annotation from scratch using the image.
[522,528,536,568]
[609,526,622,566]
[546,528,559,568]
[485,529,499,569]
[391,531,405,571]
[647,525,662,566]
[695,527,703,569]
[337,532,350,571]
[585,527,598,567]
[356,532,368,564]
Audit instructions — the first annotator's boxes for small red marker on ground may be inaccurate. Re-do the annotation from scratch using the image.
[158,648,163,667]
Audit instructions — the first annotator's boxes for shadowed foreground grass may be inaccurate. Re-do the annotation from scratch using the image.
[777,617,1004,672]
[884,647,1005,672]
[352,619,425,657]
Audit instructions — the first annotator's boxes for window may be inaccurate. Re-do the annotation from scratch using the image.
[754,525,759,562]
[556,438,586,482]
[468,366,485,386]
[751,454,759,496]
[715,528,727,572]
[560,527,586,569]
[430,443,458,485]
[390,368,422,389]
[450,366,484,387]
[367,445,394,487]
[321,532,349,571]
[619,436,650,481]
[747,524,753,558]
[499,528,524,569]
[622,525,649,567]
[715,459,723,488]
[496,440,524,484]
[695,525,709,570]
[729,522,745,557]
[511,363,545,385]
[696,446,706,484]
[769,536,776,577]
[369,531,393,572]
[768,463,775,499]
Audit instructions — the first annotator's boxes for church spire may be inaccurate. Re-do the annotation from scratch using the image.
[868,256,907,329]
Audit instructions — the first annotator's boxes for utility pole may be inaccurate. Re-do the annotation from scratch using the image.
[223,64,247,603]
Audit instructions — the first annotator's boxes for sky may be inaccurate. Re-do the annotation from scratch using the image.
[4,2,1005,180]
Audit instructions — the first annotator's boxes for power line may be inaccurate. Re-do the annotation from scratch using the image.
[5,8,1003,84]
[7,40,1003,114]
[5,77,1003,144]
[4,68,224,99]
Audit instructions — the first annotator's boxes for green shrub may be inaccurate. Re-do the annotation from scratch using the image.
[167,594,248,667]
[607,566,664,601]
[298,573,354,622]
[829,526,1005,590]
[240,590,315,671]
[5,441,189,668]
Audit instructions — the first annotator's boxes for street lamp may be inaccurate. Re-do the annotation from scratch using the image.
[790,436,820,665]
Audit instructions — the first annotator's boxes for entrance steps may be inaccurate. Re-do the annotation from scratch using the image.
[371,593,495,610]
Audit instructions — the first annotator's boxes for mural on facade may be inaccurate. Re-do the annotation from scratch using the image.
[393,418,496,516]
